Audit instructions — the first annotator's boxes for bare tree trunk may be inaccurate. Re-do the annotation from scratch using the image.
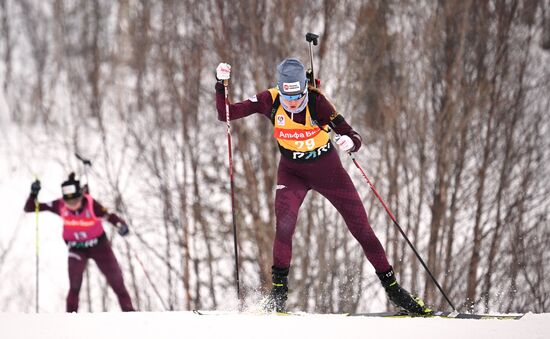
[0,0,13,98]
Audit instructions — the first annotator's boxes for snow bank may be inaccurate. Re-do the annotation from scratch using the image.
[1,311,548,339]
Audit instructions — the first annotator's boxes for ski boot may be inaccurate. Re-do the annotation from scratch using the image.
[263,266,289,313]
[377,267,432,315]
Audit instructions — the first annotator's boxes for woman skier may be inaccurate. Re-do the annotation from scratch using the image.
[214,58,431,315]
[24,173,135,312]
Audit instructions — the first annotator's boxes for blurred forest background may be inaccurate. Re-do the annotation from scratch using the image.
[0,0,549,314]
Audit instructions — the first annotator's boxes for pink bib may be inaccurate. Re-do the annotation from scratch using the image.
[60,194,104,241]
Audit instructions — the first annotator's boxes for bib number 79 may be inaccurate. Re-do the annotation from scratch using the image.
[295,139,315,150]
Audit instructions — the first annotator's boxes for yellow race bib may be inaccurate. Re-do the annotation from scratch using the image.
[268,88,332,161]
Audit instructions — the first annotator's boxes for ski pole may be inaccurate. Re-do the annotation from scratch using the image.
[348,152,457,311]
[75,153,126,238]
[306,32,320,88]
[34,179,40,313]
[223,79,242,307]
[75,153,92,193]
[74,154,94,309]
[126,240,169,311]
[306,32,332,135]
[74,153,168,309]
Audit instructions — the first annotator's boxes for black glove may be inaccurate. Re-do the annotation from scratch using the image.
[30,180,41,197]
[117,223,130,236]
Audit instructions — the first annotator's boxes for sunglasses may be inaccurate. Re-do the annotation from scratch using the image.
[278,87,307,101]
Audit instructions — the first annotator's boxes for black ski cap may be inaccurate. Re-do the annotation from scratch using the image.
[61,172,82,200]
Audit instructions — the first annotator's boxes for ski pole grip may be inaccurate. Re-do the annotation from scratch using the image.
[75,153,92,166]
[306,32,319,45]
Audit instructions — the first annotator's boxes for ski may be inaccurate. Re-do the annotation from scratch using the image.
[350,311,525,320]
[193,309,524,320]
[192,310,347,316]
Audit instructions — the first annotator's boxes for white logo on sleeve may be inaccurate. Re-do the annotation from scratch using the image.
[276,185,287,190]
[248,95,258,102]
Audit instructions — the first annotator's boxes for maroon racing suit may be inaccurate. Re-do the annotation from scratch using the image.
[24,195,134,312]
[215,82,391,273]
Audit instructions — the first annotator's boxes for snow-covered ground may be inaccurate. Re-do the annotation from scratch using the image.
[1,311,549,339]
